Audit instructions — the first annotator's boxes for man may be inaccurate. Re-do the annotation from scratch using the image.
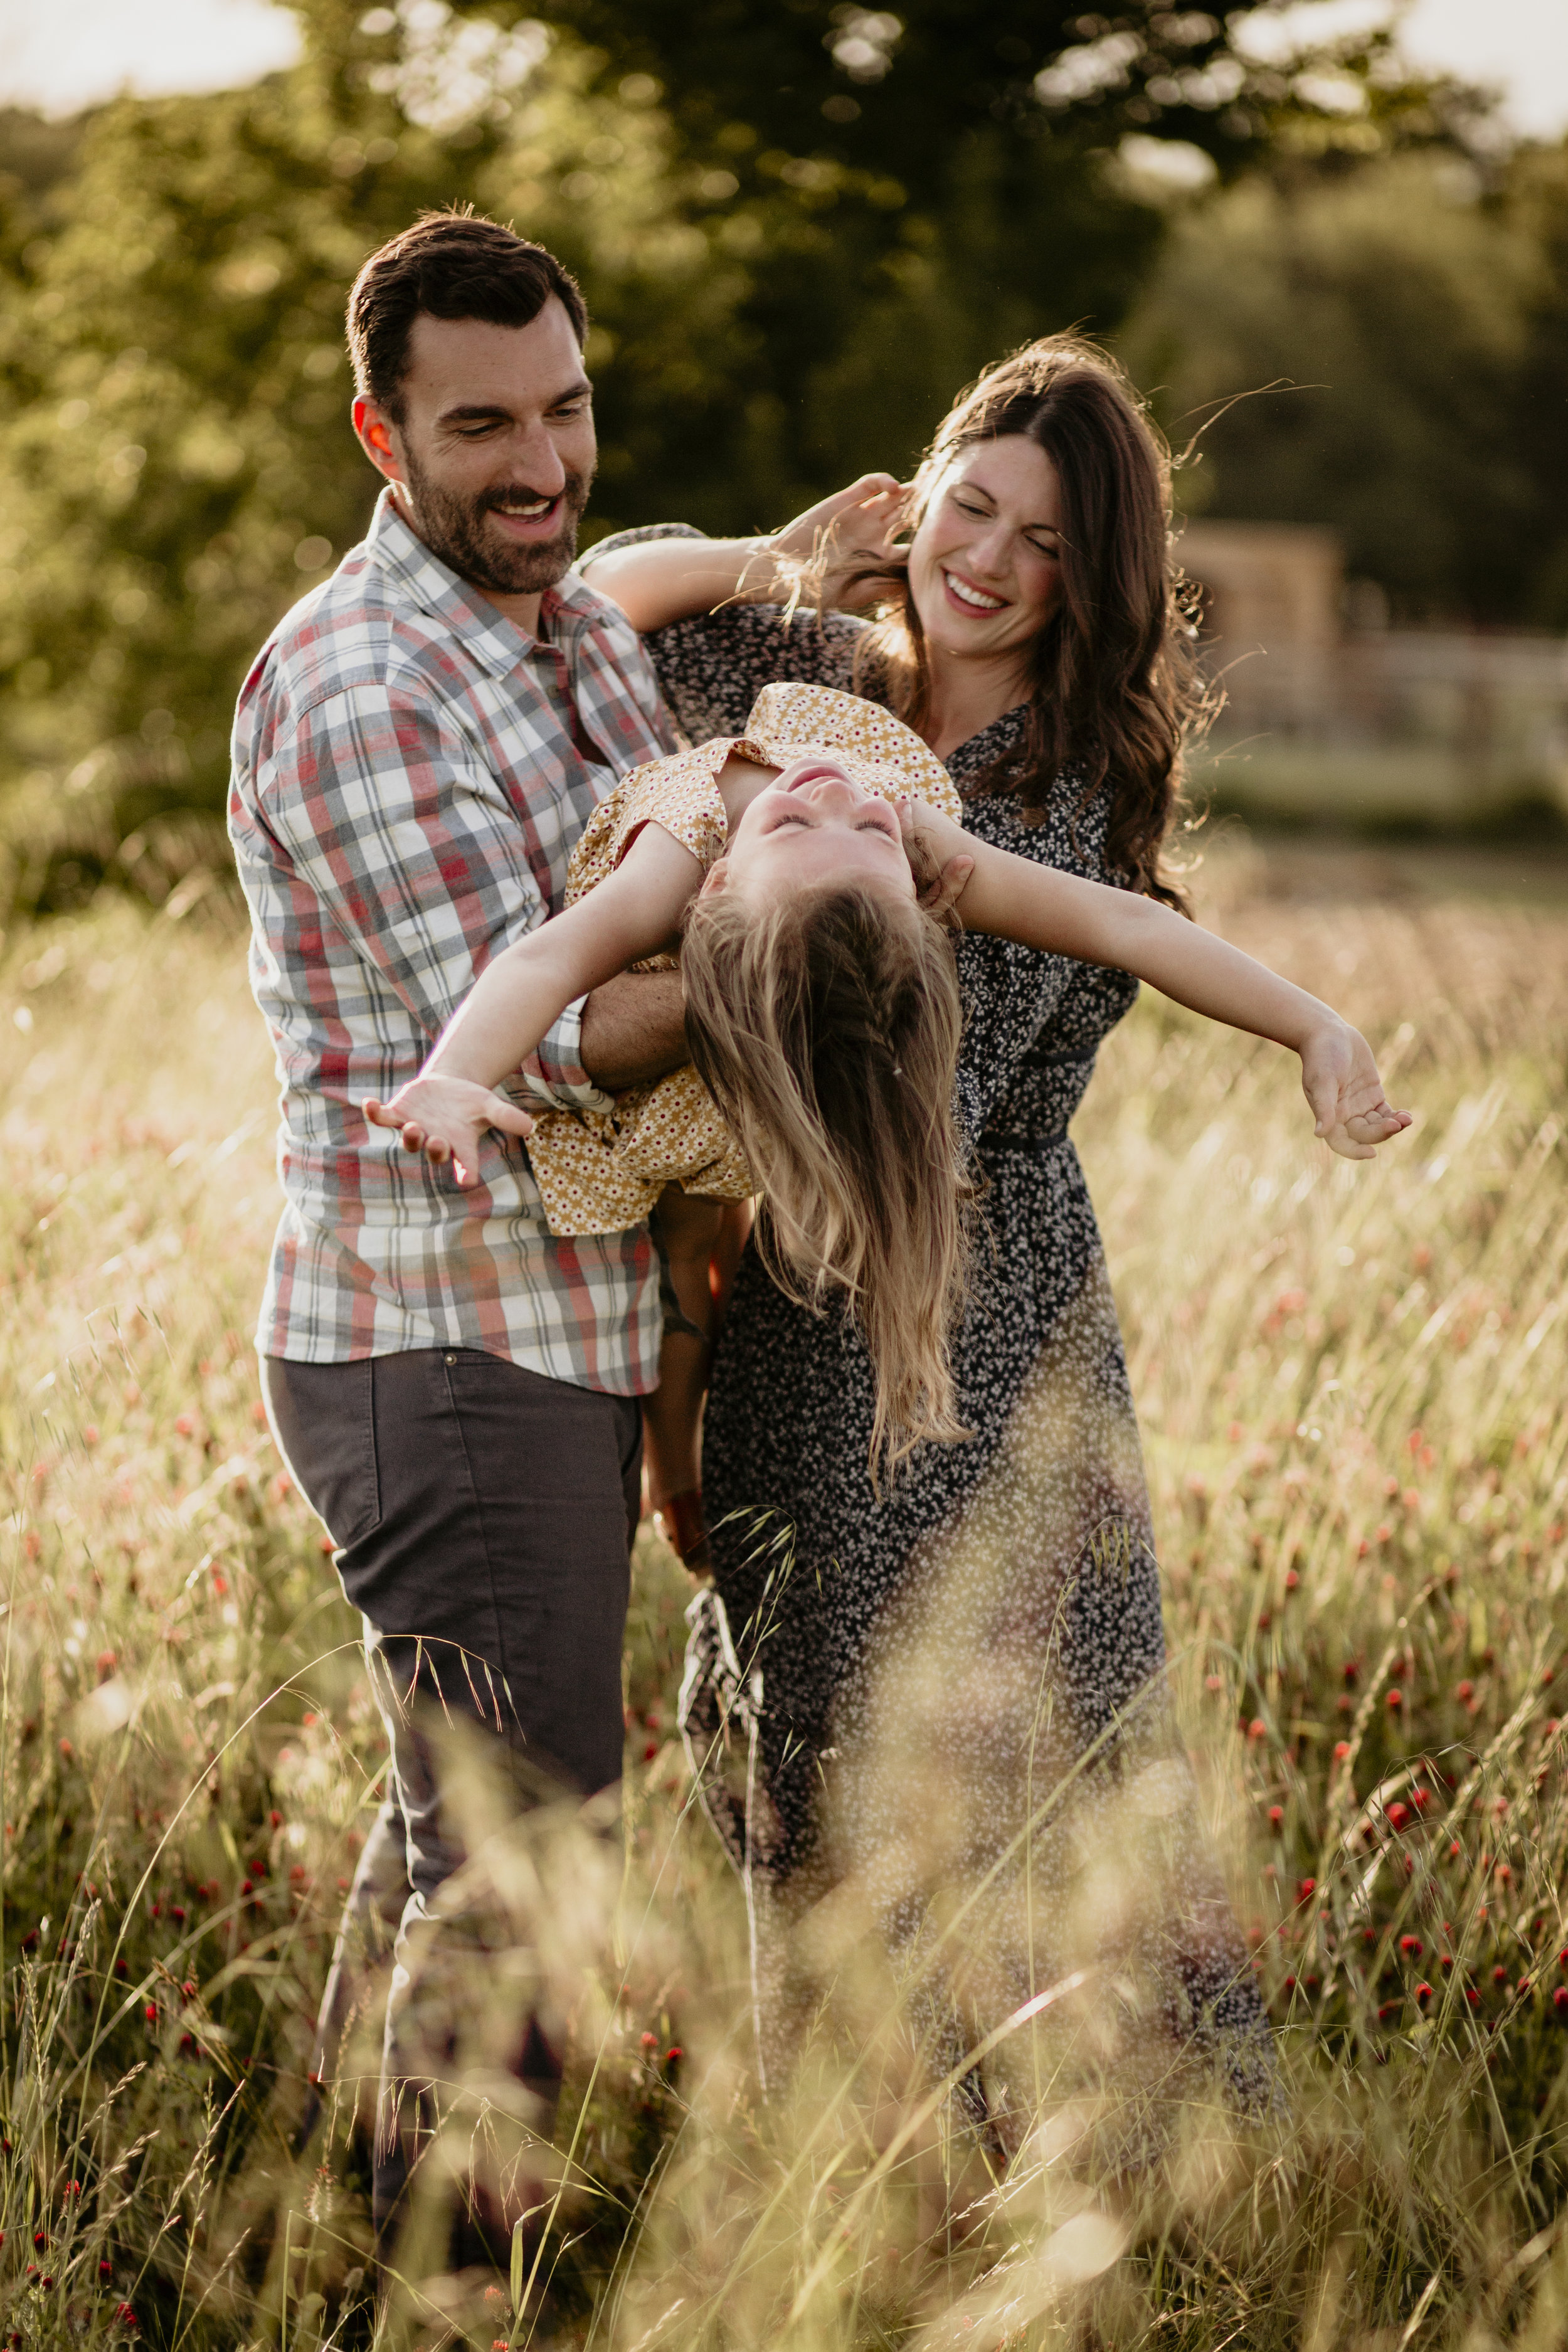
[228,209,687,2244]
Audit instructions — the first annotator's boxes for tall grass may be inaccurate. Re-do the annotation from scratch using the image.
[3,843,1567,2349]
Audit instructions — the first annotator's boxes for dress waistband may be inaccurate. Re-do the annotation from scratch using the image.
[977,1126,1070,1155]
[975,1046,1091,1156]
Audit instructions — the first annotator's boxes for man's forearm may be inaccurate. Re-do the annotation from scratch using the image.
[578,970,691,1092]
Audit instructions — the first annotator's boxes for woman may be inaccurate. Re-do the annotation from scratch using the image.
[583,336,1276,2122]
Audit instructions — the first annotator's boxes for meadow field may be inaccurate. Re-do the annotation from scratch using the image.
[4,834,1568,2351]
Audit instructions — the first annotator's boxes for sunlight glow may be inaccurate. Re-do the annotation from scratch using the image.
[0,0,302,118]
[0,0,1562,135]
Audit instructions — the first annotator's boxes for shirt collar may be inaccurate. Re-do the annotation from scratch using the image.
[365,486,607,677]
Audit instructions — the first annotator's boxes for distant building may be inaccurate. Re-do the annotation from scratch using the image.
[1177,519,1568,827]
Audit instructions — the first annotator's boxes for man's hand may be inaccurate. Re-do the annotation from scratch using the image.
[364,1078,533,1190]
[579,970,690,1093]
[771,474,911,612]
[1298,1020,1413,1160]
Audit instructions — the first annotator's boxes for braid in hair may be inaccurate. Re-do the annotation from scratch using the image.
[680,877,975,1478]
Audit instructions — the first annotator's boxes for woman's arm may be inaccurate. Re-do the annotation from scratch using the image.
[584,475,906,633]
[364,825,704,1185]
[583,533,781,634]
[904,800,1411,1160]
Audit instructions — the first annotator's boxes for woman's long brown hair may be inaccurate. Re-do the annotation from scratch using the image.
[845,336,1209,911]
[681,877,975,1478]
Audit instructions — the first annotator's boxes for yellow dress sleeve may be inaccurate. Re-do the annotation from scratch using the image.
[564,746,732,910]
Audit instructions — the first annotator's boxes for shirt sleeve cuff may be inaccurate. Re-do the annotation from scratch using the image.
[522,995,616,1113]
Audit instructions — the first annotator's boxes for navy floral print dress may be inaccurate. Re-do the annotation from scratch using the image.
[582,535,1275,2116]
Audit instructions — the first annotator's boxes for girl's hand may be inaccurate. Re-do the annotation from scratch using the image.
[363,1078,534,1190]
[771,474,911,610]
[1298,1020,1412,1160]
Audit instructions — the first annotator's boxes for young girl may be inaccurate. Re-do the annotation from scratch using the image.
[366,681,1408,1545]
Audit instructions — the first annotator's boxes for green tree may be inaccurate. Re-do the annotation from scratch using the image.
[0,35,551,906]
[524,0,1485,506]
[0,0,1478,908]
[1503,142,1568,624]
[1120,147,1567,625]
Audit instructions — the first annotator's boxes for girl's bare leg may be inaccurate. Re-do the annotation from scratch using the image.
[709,1193,753,1323]
[644,1190,753,1564]
[645,1187,721,1512]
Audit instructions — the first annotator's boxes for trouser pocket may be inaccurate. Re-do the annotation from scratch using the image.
[261,1354,382,1552]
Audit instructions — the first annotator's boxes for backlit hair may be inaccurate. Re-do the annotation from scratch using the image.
[347,209,586,423]
[681,878,975,1478]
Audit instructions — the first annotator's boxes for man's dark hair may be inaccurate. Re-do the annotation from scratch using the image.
[347,209,588,420]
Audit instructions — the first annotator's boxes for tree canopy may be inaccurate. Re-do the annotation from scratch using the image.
[0,0,1528,906]
[1123,148,1568,626]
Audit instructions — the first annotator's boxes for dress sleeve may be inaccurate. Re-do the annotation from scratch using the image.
[593,755,730,879]
[580,522,873,742]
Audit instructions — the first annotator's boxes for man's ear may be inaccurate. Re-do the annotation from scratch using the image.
[352,396,405,486]
[698,858,731,897]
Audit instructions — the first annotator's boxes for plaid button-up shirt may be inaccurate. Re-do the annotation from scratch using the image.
[228,488,677,1392]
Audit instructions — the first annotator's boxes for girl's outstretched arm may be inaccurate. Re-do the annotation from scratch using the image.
[902,799,1411,1161]
[364,824,704,1186]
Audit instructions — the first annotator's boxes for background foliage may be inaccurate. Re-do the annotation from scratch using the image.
[1127,146,1568,627]
[0,0,1563,910]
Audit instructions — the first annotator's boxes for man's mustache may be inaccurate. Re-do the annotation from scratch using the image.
[478,477,587,514]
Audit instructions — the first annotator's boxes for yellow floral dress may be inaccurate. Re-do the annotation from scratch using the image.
[524,682,963,1236]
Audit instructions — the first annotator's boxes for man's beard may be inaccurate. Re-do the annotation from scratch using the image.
[400,447,593,598]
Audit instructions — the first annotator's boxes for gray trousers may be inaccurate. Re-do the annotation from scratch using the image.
[262,1346,642,2237]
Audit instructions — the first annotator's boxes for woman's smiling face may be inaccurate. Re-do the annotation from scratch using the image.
[708,754,916,904]
[906,433,1064,667]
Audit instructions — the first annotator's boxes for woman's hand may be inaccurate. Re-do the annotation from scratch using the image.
[771,474,911,611]
[1298,1020,1413,1160]
[584,475,911,629]
[896,794,975,916]
[364,1078,534,1190]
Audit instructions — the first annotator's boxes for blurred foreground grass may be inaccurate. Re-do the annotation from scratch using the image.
[3,840,1568,2349]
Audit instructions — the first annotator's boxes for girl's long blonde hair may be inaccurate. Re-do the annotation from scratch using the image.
[681,876,975,1477]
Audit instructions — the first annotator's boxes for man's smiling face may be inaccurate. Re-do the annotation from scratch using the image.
[353,298,596,618]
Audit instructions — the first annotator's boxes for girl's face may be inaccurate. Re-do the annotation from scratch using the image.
[709,755,916,904]
[905,435,1064,667]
